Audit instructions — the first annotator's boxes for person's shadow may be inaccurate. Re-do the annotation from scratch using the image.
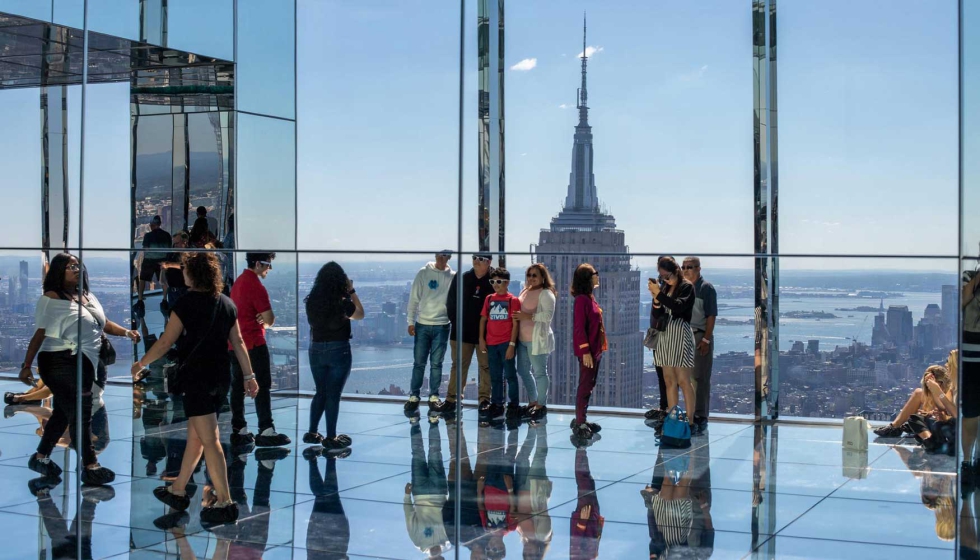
[33,481,116,560]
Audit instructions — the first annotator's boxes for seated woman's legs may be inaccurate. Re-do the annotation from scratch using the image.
[892,388,926,427]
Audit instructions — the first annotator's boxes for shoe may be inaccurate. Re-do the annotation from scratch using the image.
[479,400,491,413]
[3,392,15,405]
[404,396,421,413]
[431,399,456,414]
[324,447,352,459]
[83,485,116,503]
[230,430,255,448]
[428,395,441,409]
[254,428,291,447]
[154,485,191,511]
[488,403,505,419]
[571,423,594,440]
[153,511,190,531]
[506,415,522,431]
[874,424,904,438]
[28,455,63,478]
[303,432,324,445]
[134,299,145,319]
[506,403,523,418]
[201,502,239,526]
[322,435,350,450]
[255,447,291,462]
[28,476,61,497]
[644,408,666,421]
[694,416,709,434]
[428,414,440,425]
[569,419,602,433]
[528,405,548,420]
[302,446,322,461]
[81,464,116,486]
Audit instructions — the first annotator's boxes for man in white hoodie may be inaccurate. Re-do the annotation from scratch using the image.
[405,251,455,413]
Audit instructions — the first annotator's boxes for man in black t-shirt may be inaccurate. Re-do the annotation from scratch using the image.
[138,215,173,304]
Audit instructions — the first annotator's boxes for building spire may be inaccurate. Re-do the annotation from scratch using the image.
[577,12,589,126]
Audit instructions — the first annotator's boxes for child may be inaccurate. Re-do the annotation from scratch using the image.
[480,268,522,420]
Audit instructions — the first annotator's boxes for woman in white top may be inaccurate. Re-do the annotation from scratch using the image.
[18,253,140,486]
[514,264,556,421]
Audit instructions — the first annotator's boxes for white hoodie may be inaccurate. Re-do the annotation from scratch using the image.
[407,262,454,326]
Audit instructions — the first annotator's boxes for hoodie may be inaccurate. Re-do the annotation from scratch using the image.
[404,493,451,554]
[408,262,455,326]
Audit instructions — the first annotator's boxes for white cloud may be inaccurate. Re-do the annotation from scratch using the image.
[678,65,709,82]
[559,103,570,109]
[510,58,537,71]
[577,46,603,59]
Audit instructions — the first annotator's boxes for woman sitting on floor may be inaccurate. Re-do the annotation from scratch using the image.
[874,355,956,438]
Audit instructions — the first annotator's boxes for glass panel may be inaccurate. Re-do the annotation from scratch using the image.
[480,1,754,256]
[296,0,459,252]
[779,1,957,256]
[167,0,234,60]
[0,88,43,248]
[775,257,958,421]
[51,0,82,29]
[237,0,294,118]
[236,113,295,251]
[81,82,129,249]
[0,0,52,21]
[86,0,139,41]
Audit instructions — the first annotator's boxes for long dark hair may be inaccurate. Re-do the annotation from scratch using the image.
[305,262,349,321]
[570,263,596,297]
[657,256,689,296]
[44,253,88,295]
[190,217,212,246]
[525,263,557,296]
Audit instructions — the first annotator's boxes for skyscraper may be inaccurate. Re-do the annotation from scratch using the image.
[535,16,643,409]
[886,305,914,349]
[18,260,28,306]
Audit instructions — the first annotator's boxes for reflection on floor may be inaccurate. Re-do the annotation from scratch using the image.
[0,379,962,559]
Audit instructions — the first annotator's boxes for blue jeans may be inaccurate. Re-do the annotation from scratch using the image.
[516,341,550,406]
[309,341,353,438]
[487,342,518,405]
[410,323,450,398]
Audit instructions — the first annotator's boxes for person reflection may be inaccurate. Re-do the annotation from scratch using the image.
[887,444,955,543]
[306,448,352,558]
[479,424,518,559]
[443,418,487,558]
[570,447,603,560]
[641,444,714,558]
[962,265,980,493]
[516,423,553,559]
[32,482,115,559]
[219,445,290,552]
[404,418,451,558]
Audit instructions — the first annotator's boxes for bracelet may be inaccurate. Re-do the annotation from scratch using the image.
[243,375,256,381]
[508,342,516,347]
[702,338,711,344]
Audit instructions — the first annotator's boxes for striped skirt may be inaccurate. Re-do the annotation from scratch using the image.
[654,317,696,368]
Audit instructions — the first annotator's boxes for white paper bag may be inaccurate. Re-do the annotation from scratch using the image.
[843,416,869,451]
[842,449,870,479]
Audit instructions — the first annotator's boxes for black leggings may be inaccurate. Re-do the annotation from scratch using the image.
[37,351,97,466]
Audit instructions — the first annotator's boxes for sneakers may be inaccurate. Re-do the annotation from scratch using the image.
[569,419,601,433]
[428,395,441,409]
[478,400,491,414]
[506,403,523,418]
[201,501,239,526]
[693,416,708,435]
[153,511,190,531]
[28,476,62,497]
[404,396,421,414]
[254,428,291,447]
[230,430,255,448]
[81,464,116,486]
[874,424,904,438]
[28,455,63,478]
[255,447,291,463]
[488,403,505,420]
[153,485,192,511]
[303,432,324,445]
[528,405,548,420]
[430,399,456,414]
[571,423,594,440]
[644,408,667,421]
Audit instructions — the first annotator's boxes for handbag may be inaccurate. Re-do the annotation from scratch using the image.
[99,334,116,366]
[661,447,691,482]
[842,416,869,451]
[166,300,219,395]
[643,328,659,350]
[660,405,692,448]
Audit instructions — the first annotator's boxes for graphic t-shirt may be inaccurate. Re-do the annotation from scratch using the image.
[482,292,521,346]
[480,484,517,532]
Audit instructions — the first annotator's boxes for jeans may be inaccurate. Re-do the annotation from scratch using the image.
[309,341,353,438]
[230,343,274,433]
[516,341,549,405]
[410,423,447,496]
[575,355,601,424]
[36,351,97,466]
[410,323,450,398]
[692,332,714,418]
[487,342,519,405]
[448,340,491,403]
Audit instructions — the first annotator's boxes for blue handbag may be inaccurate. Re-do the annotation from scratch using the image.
[660,406,692,448]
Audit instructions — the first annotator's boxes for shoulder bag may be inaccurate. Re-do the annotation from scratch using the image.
[165,299,219,395]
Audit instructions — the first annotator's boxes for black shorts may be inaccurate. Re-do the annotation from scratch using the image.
[139,259,163,282]
[181,384,227,418]
[964,360,980,419]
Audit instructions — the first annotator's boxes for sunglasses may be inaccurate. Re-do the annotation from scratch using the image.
[258,261,273,268]
[592,271,600,277]
[681,265,698,270]
[474,256,491,263]
[490,279,509,285]
[67,263,81,272]
[526,273,540,278]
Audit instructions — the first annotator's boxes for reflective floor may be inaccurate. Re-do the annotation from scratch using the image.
[0,379,961,559]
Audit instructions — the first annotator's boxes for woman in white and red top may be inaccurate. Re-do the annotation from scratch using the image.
[514,264,556,421]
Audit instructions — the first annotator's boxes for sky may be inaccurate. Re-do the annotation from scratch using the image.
[0,0,967,271]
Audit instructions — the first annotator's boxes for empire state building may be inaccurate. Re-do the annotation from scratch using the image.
[535,16,643,409]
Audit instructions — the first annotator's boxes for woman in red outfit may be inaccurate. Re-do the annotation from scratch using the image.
[571,264,606,440]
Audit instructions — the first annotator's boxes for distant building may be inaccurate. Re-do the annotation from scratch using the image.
[18,260,28,307]
[535,20,642,409]
[807,339,820,356]
[886,305,913,349]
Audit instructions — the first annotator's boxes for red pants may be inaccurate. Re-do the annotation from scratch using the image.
[575,356,601,425]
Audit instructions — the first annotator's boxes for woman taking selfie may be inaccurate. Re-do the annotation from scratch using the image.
[650,256,697,432]
[133,252,258,525]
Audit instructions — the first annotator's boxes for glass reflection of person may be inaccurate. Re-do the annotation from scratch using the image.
[962,267,980,490]
[307,451,352,559]
[138,215,173,304]
[19,253,138,486]
[404,420,451,558]
[223,443,289,555]
[444,419,487,558]
[32,481,115,560]
[516,423,553,560]
[642,445,714,558]
[135,252,259,525]
[479,425,518,559]
[570,447,604,560]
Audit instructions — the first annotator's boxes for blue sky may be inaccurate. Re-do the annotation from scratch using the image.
[0,0,965,270]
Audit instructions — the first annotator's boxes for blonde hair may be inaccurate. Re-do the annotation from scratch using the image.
[921,365,950,396]
[923,476,955,541]
[946,349,959,404]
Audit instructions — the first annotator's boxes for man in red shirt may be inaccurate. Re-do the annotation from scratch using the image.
[229,253,291,448]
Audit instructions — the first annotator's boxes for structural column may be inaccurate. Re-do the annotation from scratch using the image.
[477,0,505,264]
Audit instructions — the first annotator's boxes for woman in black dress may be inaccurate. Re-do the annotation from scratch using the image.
[134,252,258,525]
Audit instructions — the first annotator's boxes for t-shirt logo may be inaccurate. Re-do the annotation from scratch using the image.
[489,300,510,320]
[428,279,439,290]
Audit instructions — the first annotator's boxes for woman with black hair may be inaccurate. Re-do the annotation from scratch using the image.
[189,217,217,248]
[571,264,606,441]
[18,253,140,485]
[134,251,258,525]
[304,262,364,452]
[650,256,697,433]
